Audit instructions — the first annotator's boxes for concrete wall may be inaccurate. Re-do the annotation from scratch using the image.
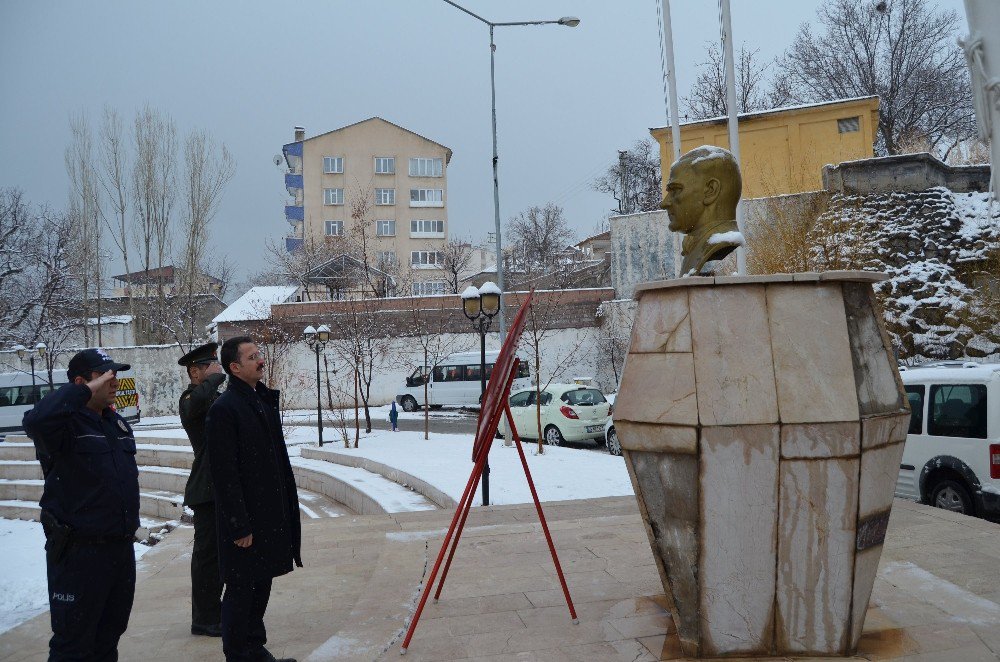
[822,153,992,195]
[609,210,676,299]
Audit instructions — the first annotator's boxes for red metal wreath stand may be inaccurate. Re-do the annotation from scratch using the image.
[400,293,577,655]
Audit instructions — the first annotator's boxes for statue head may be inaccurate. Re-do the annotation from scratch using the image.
[660,146,742,234]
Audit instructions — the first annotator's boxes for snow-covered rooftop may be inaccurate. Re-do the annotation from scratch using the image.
[212,286,298,323]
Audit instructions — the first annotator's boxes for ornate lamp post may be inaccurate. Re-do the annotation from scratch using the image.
[461,281,501,506]
[442,0,579,340]
[304,324,330,447]
[14,343,46,403]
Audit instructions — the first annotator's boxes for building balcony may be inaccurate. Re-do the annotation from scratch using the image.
[282,141,303,173]
[411,263,440,270]
[285,205,304,222]
[410,231,446,239]
[285,236,304,253]
[409,201,445,208]
[285,173,303,196]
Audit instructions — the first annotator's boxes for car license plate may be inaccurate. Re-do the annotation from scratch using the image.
[586,425,603,433]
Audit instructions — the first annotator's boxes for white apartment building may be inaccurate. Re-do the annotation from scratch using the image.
[282,118,453,296]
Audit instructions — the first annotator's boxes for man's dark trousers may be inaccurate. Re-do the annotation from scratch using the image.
[46,540,135,661]
[190,503,223,627]
[221,576,272,661]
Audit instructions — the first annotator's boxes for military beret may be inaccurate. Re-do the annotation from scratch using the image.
[178,342,219,367]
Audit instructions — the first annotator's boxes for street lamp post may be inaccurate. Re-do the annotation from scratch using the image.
[461,281,502,506]
[304,325,331,447]
[14,343,46,403]
[442,0,579,341]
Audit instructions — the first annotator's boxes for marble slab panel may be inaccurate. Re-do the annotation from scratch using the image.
[698,424,779,656]
[630,288,692,353]
[842,283,907,416]
[616,353,698,426]
[780,421,861,459]
[850,546,883,651]
[626,450,701,650]
[859,442,906,519]
[861,413,910,451]
[634,276,715,296]
[616,421,697,455]
[689,285,779,426]
[767,283,859,424]
[776,457,859,654]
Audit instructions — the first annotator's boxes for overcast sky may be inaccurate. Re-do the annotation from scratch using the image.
[0,0,968,286]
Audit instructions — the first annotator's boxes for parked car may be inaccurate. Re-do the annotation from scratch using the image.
[895,362,999,519]
[498,384,611,446]
[395,350,531,412]
[604,416,622,456]
[0,368,140,433]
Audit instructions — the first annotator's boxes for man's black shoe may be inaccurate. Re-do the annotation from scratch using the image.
[191,622,223,637]
[257,649,296,662]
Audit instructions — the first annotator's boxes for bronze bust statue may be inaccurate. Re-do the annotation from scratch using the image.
[660,146,744,276]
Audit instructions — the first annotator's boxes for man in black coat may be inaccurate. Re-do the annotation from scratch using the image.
[206,336,301,662]
[178,341,226,638]
[22,348,139,661]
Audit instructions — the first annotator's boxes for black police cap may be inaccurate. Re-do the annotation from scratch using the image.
[178,342,219,367]
[67,348,131,380]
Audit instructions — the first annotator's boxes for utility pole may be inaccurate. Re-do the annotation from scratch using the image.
[618,150,628,214]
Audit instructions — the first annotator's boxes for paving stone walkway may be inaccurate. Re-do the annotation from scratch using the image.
[1,497,999,661]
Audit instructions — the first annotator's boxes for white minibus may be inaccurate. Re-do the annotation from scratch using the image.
[0,368,141,434]
[395,350,531,411]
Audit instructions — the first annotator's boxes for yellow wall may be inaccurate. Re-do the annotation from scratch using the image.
[650,97,879,198]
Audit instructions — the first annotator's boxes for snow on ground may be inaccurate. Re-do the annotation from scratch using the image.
[135,406,472,431]
[301,427,633,506]
[0,519,155,635]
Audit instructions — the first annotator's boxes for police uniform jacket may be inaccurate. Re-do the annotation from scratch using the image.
[205,377,302,582]
[22,383,140,537]
[179,372,226,507]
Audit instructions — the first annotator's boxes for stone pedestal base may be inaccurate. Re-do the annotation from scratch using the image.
[617,272,910,657]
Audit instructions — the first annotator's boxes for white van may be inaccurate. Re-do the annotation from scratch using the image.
[895,362,999,519]
[0,368,141,434]
[395,350,531,411]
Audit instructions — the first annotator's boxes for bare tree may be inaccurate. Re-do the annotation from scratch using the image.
[132,105,177,342]
[97,107,136,331]
[506,203,575,280]
[65,112,104,345]
[435,237,475,294]
[682,43,791,120]
[778,0,975,156]
[177,129,235,342]
[591,139,663,216]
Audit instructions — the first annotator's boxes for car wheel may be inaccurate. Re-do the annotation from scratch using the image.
[930,479,974,515]
[606,426,622,456]
[544,425,564,446]
[400,396,419,413]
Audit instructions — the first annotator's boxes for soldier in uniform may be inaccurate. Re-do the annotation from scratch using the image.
[178,342,227,638]
[22,348,139,661]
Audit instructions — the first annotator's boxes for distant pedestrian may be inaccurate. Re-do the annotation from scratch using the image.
[22,348,138,661]
[178,341,226,638]
[206,337,300,662]
[389,401,399,432]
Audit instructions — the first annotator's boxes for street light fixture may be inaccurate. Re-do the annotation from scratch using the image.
[442,0,579,341]
[461,281,502,506]
[14,342,46,403]
[304,324,331,447]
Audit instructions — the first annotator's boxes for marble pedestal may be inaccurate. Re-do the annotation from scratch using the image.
[617,272,910,658]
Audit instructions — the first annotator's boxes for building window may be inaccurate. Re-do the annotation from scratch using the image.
[377,250,397,267]
[410,251,445,268]
[375,157,395,174]
[323,156,343,174]
[837,117,860,133]
[413,281,447,295]
[375,188,395,205]
[409,157,443,177]
[376,220,396,236]
[324,220,344,236]
[410,219,445,237]
[410,188,444,207]
[323,188,344,205]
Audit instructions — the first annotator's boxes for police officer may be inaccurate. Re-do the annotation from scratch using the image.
[22,348,139,661]
[178,342,226,638]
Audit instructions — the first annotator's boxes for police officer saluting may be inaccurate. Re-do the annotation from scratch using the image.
[178,342,226,638]
[22,348,139,661]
